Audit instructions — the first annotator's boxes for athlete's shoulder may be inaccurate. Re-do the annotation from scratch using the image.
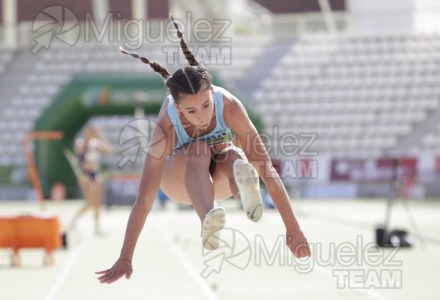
[214,86,250,129]
[213,85,242,109]
[150,97,177,151]
[156,96,175,132]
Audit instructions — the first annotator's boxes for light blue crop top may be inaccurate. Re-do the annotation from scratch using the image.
[167,87,233,149]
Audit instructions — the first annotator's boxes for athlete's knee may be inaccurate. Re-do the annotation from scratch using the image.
[215,148,242,166]
[214,149,243,177]
[184,140,211,165]
[185,140,210,154]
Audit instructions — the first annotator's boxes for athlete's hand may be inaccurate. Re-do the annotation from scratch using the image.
[286,228,311,258]
[96,259,133,284]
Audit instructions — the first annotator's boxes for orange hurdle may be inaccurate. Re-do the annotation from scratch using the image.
[0,215,62,266]
[0,131,65,267]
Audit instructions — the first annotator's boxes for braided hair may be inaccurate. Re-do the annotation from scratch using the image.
[170,14,199,66]
[119,14,212,102]
[119,47,171,80]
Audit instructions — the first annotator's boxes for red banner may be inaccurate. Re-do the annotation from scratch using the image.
[331,158,417,182]
[436,157,440,174]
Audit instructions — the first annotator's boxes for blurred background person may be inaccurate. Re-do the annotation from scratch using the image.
[70,126,112,236]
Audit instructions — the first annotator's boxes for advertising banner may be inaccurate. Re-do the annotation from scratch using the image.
[331,158,417,182]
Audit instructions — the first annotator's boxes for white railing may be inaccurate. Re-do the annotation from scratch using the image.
[2,9,440,50]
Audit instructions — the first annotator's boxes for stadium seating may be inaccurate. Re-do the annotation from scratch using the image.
[251,32,440,157]
[0,49,14,75]
[422,122,440,150]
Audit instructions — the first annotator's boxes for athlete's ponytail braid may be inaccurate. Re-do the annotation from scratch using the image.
[119,47,171,80]
[119,14,212,102]
[170,15,200,66]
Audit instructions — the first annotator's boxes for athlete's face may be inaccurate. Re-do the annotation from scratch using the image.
[175,86,215,130]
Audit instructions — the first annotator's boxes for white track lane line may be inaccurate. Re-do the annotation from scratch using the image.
[44,232,92,300]
[155,226,219,300]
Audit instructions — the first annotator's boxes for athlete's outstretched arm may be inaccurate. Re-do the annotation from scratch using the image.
[96,105,174,284]
[223,91,311,258]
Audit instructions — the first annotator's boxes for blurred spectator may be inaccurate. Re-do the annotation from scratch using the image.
[70,126,112,236]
